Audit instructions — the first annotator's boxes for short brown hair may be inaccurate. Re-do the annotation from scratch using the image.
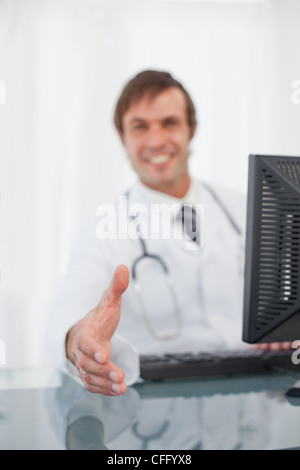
[114,70,196,136]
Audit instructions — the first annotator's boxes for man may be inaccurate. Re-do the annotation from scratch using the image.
[48,70,291,396]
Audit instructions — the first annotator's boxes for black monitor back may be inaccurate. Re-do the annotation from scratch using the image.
[243,154,300,343]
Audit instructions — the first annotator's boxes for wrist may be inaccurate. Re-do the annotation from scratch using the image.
[65,325,76,364]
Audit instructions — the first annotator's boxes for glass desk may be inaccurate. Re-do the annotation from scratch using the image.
[1,367,300,450]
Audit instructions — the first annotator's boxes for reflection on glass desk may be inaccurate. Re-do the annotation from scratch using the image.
[1,367,300,450]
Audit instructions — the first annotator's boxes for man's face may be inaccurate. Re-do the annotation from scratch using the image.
[120,87,196,197]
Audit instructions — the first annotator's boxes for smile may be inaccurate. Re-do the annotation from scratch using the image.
[146,154,172,165]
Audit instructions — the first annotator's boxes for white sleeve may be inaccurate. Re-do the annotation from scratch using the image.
[44,218,140,386]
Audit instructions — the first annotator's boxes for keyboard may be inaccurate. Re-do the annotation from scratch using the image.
[139,348,298,381]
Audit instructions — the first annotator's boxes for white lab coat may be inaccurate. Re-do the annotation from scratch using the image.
[46,178,248,386]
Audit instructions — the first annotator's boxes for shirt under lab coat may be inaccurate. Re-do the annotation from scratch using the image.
[46,178,248,386]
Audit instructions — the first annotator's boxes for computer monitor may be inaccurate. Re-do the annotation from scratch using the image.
[243,154,300,344]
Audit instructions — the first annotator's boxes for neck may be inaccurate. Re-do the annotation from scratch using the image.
[140,174,191,199]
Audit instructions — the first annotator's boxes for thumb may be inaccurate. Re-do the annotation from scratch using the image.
[96,265,130,344]
[109,264,130,300]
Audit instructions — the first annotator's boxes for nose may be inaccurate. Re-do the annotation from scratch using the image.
[145,124,167,150]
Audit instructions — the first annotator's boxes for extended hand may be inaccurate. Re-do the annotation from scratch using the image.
[66,265,130,395]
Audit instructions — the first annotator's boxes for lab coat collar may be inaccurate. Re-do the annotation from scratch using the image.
[133,178,199,218]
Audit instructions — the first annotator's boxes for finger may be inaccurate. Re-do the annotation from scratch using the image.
[74,327,111,364]
[81,372,127,395]
[270,341,292,351]
[251,343,269,350]
[269,342,281,351]
[96,265,130,344]
[99,264,130,307]
[74,351,125,384]
[110,264,130,299]
[78,366,127,396]
[81,382,127,396]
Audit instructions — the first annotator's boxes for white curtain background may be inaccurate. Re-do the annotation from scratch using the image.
[0,0,299,367]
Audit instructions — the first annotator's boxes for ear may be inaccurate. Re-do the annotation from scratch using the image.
[117,128,125,145]
[190,120,198,140]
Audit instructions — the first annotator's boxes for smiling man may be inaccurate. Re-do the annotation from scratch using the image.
[48,70,291,397]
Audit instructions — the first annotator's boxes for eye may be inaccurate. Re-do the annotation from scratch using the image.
[133,123,146,131]
[164,118,179,127]
[130,120,147,132]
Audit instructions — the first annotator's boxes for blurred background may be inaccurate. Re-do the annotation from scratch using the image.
[0,0,299,368]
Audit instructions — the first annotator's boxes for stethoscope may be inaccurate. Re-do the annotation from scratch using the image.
[126,182,243,341]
